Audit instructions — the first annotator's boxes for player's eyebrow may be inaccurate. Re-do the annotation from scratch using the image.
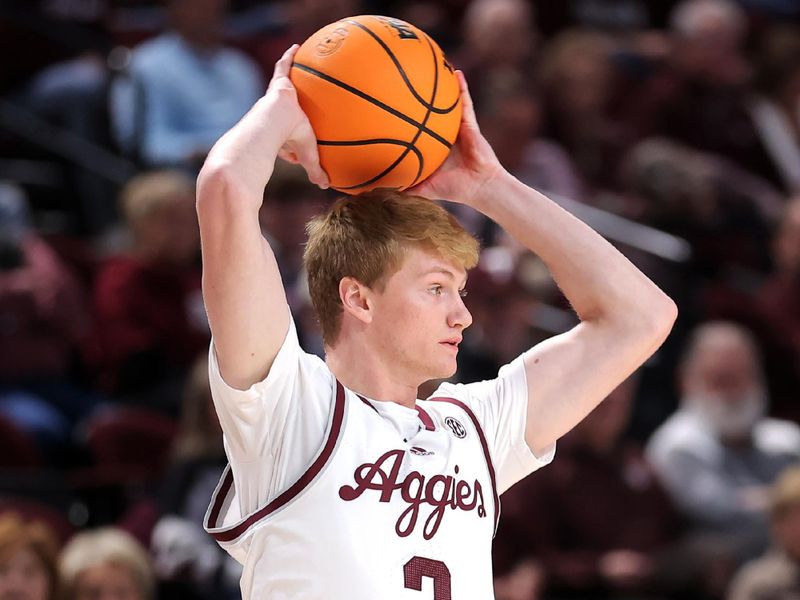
[423,268,468,287]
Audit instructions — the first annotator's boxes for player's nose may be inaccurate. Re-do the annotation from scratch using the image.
[448,295,472,330]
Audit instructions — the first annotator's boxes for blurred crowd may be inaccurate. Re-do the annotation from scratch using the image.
[1,0,799,598]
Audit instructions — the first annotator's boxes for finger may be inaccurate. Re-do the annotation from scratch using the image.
[294,138,330,189]
[456,70,478,127]
[278,149,300,164]
[272,44,300,81]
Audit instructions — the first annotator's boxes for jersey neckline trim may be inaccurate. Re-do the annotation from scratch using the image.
[358,395,437,432]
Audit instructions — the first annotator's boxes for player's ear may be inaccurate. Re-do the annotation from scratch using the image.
[339,276,373,324]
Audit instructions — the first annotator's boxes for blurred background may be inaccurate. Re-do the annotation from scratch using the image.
[0,0,799,598]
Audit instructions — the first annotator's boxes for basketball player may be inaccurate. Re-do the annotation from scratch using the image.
[198,45,677,599]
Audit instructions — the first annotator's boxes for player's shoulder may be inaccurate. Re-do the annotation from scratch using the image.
[428,356,527,401]
[421,381,484,423]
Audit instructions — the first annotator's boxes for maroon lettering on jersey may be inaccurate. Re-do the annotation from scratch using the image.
[338,449,486,539]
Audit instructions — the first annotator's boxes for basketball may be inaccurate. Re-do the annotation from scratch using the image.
[290,15,462,194]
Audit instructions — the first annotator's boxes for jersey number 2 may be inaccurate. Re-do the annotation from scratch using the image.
[403,556,451,600]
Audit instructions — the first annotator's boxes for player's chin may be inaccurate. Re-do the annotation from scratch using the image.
[431,357,458,380]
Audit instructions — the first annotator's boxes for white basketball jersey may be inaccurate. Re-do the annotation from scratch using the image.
[205,381,501,599]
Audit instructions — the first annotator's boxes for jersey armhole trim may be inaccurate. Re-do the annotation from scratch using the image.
[205,380,346,543]
[427,396,501,536]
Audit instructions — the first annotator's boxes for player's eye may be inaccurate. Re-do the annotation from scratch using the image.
[428,285,443,296]
[459,288,468,298]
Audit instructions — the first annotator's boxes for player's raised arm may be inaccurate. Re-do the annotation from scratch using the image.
[197,45,328,390]
[411,72,677,455]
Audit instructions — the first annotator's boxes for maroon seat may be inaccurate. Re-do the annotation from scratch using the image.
[0,413,42,468]
[0,497,74,546]
[84,407,177,480]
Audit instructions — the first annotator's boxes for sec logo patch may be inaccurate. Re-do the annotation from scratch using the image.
[444,416,467,439]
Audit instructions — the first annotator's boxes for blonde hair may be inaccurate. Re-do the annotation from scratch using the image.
[304,191,479,346]
[120,170,195,227]
[0,514,60,599]
[60,528,154,600]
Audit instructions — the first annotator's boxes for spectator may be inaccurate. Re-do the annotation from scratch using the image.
[537,28,632,192]
[669,0,750,88]
[456,260,541,384]
[150,354,240,599]
[757,197,800,422]
[653,0,759,168]
[475,72,585,201]
[460,0,537,78]
[746,32,800,195]
[250,0,360,75]
[647,321,800,563]
[110,0,263,169]
[259,161,329,355]
[0,514,60,600]
[621,138,780,276]
[457,0,539,139]
[156,353,225,526]
[88,171,208,408]
[259,161,328,298]
[60,528,153,600]
[728,465,800,600]
[0,183,89,384]
[496,375,682,599]
[0,183,94,457]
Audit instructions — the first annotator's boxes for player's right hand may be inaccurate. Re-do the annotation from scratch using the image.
[267,45,329,189]
[407,70,504,207]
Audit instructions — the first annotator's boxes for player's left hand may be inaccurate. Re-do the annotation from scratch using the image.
[407,70,506,207]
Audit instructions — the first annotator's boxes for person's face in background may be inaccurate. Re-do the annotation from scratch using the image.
[464,0,535,69]
[134,193,200,268]
[554,53,613,120]
[538,31,616,126]
[169,0,228,49]
[480,92,541,171]
[72,562,143,600]
[682,329,766,441]
[0,546,51,600]
[671,7,749,85]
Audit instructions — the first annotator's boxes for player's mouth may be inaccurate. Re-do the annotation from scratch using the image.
[440,337,462,351]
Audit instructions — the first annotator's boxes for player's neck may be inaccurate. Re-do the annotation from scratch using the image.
[325,342,419,409]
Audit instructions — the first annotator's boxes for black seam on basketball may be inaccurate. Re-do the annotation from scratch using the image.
[406,34,439,187]
[334,143,424,190]
[317,138,413,147]
[292,62,452,150]
[317,138,424,183]
[333,33,438,191]
[346,18,459,115]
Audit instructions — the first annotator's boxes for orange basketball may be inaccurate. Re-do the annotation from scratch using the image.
[290,15,462,194]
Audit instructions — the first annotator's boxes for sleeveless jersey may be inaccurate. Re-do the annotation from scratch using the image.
[205,379,503,599]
